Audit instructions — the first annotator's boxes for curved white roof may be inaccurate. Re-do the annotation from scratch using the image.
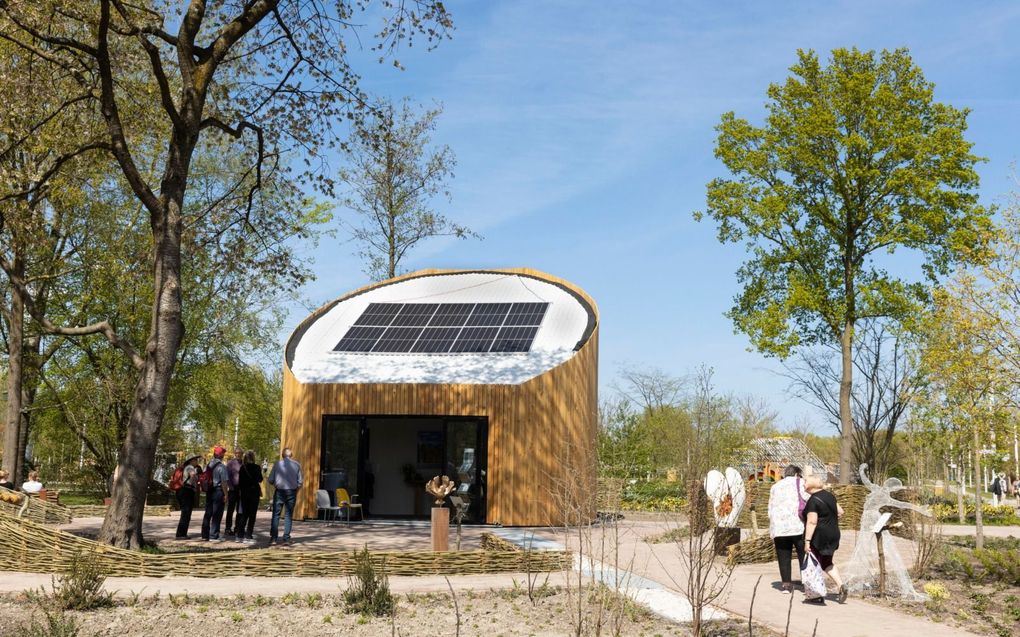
[288,271,596,385]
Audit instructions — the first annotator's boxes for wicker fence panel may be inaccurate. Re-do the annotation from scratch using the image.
[66,505,173,519]
[0,510,570,578]
[0,489,72,525]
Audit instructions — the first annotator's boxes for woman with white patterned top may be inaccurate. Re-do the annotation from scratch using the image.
[768,465,809,593]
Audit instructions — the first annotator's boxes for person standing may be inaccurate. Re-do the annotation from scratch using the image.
[234,450,264,543]
[803,475,847,604]
[767,465,809,593]
[224,447,243,536]
[175,456,201,539]
[268,447,302,545]
[201,446,230,541]
[991,474,1003,506]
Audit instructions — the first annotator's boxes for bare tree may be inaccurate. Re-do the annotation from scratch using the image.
[783,319,919,479]
[0,0,450,548]
[340,98,478,281]
[614,365,686,412]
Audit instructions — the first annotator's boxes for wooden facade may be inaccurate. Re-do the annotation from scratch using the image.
[281,268,599,526]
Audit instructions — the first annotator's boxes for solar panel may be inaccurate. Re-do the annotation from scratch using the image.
[490,326,540,353]
[428,303,474,327]
[446,326,497,352]
[333,325,386,352]
[334,302,549,353]
[371,326,425,353]
[411,327,460,353]
[354,303,403,326]
[391,303,439,326]
[466,303,511,326]
[504,302,548,326]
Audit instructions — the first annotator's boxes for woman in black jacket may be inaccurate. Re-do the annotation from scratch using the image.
[233,450,264,543]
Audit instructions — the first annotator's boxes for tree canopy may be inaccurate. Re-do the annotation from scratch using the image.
[698,47,994,481]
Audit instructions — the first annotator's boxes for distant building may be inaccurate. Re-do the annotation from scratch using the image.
[737,437,830,481]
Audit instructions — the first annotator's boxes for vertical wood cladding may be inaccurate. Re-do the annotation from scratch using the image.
[280,269,598,526]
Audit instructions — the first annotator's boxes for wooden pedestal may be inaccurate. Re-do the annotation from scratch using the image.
[431,506,450,551]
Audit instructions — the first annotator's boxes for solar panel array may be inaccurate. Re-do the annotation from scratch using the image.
[334,302,549,354]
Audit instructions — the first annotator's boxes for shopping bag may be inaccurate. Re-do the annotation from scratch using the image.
[800,551,827,599]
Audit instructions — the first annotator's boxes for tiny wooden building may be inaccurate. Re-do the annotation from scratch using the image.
[281,268,599,526]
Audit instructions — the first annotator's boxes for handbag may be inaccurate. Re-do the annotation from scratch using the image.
[800,551,827,599]
[796,478,806,519]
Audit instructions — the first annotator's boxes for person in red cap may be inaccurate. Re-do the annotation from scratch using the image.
[201,446,230,541]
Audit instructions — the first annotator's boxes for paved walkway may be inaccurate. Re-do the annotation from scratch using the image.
[551,515,996,637]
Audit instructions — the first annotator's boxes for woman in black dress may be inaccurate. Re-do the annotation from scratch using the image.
[233,450,264,543]
[803,475,847,603]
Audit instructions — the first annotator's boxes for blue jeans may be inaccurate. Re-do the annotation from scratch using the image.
[201,487,225,539]
[270,488,297,541]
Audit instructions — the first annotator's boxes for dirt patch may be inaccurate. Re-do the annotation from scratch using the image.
[863,578,1020,637]
[0,587,780,637]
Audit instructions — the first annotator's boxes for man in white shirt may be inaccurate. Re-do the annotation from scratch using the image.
[768,465,810,593]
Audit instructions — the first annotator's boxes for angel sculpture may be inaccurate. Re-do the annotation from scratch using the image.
[843,464,930,600]
[425,475,455,506]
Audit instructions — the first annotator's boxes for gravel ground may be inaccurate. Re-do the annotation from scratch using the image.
[0,587,779,637]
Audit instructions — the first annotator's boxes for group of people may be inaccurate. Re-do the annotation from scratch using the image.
[173,446,303,546]
[0,469,43,493]
[767,465,847,604]
[989,472,1020,507]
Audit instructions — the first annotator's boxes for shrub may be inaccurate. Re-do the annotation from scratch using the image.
[930,503,1020,525]
[19,606,83,637]
[50,552,114,611]
[620,480,688,512]
[342,545,395,617]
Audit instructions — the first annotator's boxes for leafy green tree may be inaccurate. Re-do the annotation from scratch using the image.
[698,48,994,482]
[915,282,1012,549]
[0,1,449,548]
[340,98,479,281]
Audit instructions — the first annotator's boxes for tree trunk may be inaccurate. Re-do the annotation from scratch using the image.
[2,256,25,483]
[838,318,855,483]
[972,425,983,550]
[956,454,966,524]
[98,184,185,549]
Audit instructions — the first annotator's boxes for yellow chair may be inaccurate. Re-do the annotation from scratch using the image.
[335,488,363,523]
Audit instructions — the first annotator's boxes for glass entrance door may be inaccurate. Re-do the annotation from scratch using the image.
[321,416,362,506]
[445,418,487,523]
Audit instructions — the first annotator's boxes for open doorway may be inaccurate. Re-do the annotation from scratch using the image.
[320,415,487,523]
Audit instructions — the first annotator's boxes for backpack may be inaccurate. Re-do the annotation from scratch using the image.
[197,465,214,493]
[168,466,185,491]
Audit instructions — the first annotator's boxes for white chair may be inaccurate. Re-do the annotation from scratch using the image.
[315,489,342,524]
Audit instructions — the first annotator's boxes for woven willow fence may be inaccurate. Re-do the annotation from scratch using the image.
[727,484,928,564]
[0,488,72,525]
[66,504,173,518]
[0,510,570,578]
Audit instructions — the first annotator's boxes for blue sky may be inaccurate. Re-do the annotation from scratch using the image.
[280,0,1020,432]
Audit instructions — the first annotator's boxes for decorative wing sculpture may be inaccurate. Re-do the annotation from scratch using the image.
[426,475,455,506]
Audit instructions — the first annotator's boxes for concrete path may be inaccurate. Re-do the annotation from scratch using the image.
[551,516,986,637]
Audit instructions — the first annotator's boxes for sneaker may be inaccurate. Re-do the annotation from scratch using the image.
[837,584,848,604]
[212,536,225,543]
[244,537,255,544]
[803,596,825,605]
[780,583,792,594]
[175,534,189,540]
[225,528,234,536]
[235,536,245,543]
[201,537,210,542]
